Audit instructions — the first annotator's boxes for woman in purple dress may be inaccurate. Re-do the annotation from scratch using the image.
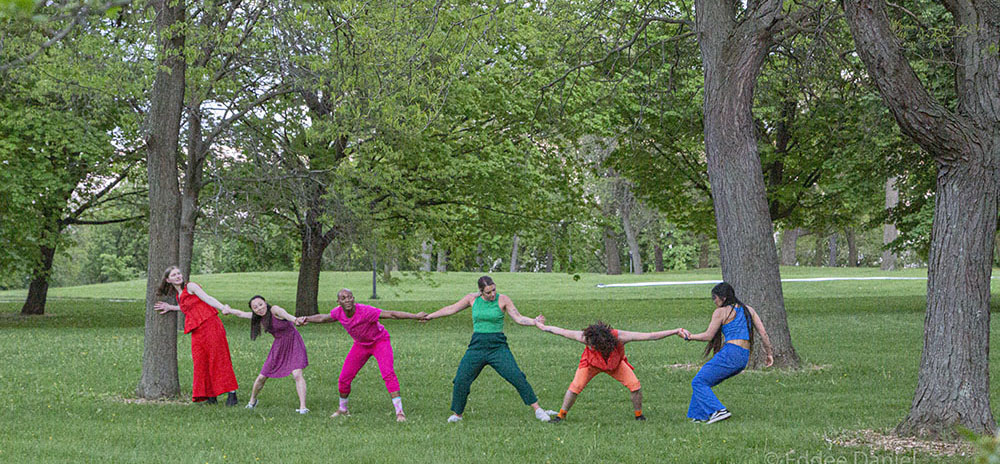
[223,295,309,413]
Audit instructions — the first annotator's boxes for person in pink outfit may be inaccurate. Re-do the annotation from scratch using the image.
[297,288,426,422]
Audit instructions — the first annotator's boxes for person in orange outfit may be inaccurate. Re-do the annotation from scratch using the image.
[154,266,239,405]
[534,318,687,422]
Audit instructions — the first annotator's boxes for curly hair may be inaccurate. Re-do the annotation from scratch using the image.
[583,321,619,358]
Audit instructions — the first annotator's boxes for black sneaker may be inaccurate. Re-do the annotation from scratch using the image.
[635,414,647,421]
[706,408,731,424]
[225,392,239,407]
[203,397,218,405]
[549,416,563,424]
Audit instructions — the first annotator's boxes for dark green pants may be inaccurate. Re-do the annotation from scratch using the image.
[451,332,538,414]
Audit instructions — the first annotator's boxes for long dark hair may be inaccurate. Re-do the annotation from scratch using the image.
[249,295,272,341]
[704,282,753,357]
[156,266,185,298]
[583,321,618,359]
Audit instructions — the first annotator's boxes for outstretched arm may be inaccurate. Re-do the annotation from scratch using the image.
[424,294,474,320]
[381,310,428,320]
[684,308,726,342]
[187,283,227,312]
[221,306,253,319]
[499,295,537,326]
[298,313,334,325]
[270,305,298,323]
[534,319,586,343]
[746,306,775,366]
[617,328,685,343]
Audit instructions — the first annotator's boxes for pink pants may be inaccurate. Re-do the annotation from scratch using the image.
[338,337,400,396]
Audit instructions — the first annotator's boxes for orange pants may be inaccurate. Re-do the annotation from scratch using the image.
[567,361,640,394]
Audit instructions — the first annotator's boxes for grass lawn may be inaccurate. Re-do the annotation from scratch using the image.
[0,268,994,463]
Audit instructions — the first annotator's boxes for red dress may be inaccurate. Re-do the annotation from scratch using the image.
[178,285,238,401]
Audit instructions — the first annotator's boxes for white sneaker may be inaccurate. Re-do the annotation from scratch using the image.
[543,409,557,416]
[330,409,350,418]
[447,414,462,423]
[534,408,551,422]
[706,409,731,424]
[296,408,309,414]
[245,399,258,409]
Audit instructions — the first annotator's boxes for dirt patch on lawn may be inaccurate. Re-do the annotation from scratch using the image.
[827,429,974,458]
[112,395,192,406]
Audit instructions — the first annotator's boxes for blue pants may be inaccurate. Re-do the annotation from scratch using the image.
[687,343,749,420]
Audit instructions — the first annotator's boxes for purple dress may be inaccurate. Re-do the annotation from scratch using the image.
[260,316,309,378]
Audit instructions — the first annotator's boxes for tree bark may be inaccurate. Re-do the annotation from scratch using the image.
[603,226,621,275]
[779,228,802,266]
[621,193,643,274]
[20,245,55,315]
[846,228,858,267]
[827,232,838,267]
[436,248,448,272]
[509,234,520,272]
[696,0,799,368]
[137,0,185,400]
[654,244,664,272]
[844,0,999,436]
[882,176,900,270]
[476,243,484,272]
[813,233,826,267]
[420,240,432,271]
[544,249,554,272]
[295,230,325,317]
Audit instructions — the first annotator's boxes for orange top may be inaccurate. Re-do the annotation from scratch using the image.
[177,284,218,333]
[578,329,631,371]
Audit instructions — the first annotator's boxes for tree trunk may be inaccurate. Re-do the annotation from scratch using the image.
[697,233,712,268]
[137,0,186,400]
[654,244,664,272]
[544,249,554,272]
[827,232,838,267]
[846,228,858,267]
[696,0,799,369]
[621,199,643,274]
[295,232,325,317]
[476,243,484,272]
[420,241,432,271]
[843,0,999,436]
[20,245,56,315]
[813,233,826,266]
[436,249,448,272]
[882,176,900,270]
[603,226,621,275]
[509,234,519,272]
[779,228,802,266]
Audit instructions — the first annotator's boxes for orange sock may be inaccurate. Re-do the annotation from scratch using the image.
[634,410,643,417]
[558,409,567,419]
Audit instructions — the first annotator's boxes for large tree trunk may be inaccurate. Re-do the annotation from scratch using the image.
[295,231,325,317]
[20,245,56,315]
[779,228,802,266]
[603,226,621,275]
[137,0,186,400]
[882,176,900,270]
[844,0,999,437]
[696,0,799,369]
[509,234,520,272]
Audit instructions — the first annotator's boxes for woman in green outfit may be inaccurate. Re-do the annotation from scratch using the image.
[423,275,554,423]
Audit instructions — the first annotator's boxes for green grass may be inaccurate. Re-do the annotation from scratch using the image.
[0,268,993,463]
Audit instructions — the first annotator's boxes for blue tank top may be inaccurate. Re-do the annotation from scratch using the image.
[721,305,750,342]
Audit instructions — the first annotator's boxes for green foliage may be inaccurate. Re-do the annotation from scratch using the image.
[959,427,1000,464]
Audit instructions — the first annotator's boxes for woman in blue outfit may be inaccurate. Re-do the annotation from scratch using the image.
[680,282,774,424]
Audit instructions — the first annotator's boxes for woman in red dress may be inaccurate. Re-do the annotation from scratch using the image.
[154,266,239,405]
